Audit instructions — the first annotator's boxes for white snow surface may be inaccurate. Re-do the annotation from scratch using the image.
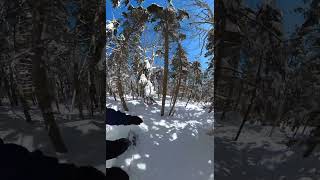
[106,97,214,180]
[214,111,320,179]
[138,74,148,85]
[144,59,151,70]
[144,80,156,97]
[106,20,115,32]
[0,104,105,173]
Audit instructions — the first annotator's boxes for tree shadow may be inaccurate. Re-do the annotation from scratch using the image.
[107,97,214,180]
[0,105,105,172]
[214,119,320,180]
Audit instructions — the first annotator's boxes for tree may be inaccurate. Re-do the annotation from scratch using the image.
[108,5,150,111]
[147,2,189,116]
[30,0,68,153]
[169,43,188,116]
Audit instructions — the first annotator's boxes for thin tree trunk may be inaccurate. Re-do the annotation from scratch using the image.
[185,92,192,108]
[234,55,263,141]
[169,77,181,116]
[117,77,129,111]
[161,27,169,116]
[19,94,32,123]
[116,55,129,111]
[234,94,255,141]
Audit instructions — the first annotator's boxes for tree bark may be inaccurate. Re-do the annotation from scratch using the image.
[31,0,67,153]
[160,25,169,116]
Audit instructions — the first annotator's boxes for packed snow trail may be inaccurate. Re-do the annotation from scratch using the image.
[106,97,214,180]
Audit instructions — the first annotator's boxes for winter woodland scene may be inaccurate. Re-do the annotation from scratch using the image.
[214,0,320,179]
[0,0,106,175]
[106,0,214,179]
[107,0,320,179]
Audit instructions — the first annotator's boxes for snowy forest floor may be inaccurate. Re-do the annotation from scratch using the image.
[215,112,320,180]
[0,101,105,173]
[106,96,214,180]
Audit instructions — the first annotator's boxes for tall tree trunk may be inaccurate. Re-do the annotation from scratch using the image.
[31,0,67,153]
[19,94,32,123]
[234,55,263,141]
[116,55,129,111]
[99,70,106,112]
[169,77,181,116]
[234,94,255,141]
[3,75,14,107]
[161,27,169,116]
[73,63,84,119]
[10,73,19,106]
[169,44,183,116]
[117,76,129,111]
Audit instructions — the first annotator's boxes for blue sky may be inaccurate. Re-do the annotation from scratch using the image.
[107,0,307,70]
[106,0,214,70]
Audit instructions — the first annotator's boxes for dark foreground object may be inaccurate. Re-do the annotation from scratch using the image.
[106,167,129,180]
[106,138,131,160]
[0,139,105,180]
[106,108,143,125]
[106,108,143,179]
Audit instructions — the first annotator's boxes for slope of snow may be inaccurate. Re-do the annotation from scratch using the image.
[0,105,106,173]
[106,97,214,180]
[214,112,320,180]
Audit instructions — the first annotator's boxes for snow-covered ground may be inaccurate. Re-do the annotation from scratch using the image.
[106,96,214,180]
[0,103,105,173]
[214,112,320,180]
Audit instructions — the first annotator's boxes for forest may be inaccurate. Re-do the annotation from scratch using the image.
[107,0,320,179]
[106,0,214,115]
[106,0,214,179]
[0,0,106,172]
[214,0,320,179]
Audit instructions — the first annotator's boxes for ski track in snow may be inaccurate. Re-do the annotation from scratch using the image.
[106,97,214,180]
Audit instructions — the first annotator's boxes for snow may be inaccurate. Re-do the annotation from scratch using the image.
[0,104,105,173]
[106,97,214,180]
[144,80,155,97]
[214,111,320,179]
[106,20,116,32]
[144,59,151,70]
[138,74,148,84]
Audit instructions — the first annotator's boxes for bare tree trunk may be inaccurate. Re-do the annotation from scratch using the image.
[234,94,255,141]
[31,0,67,153]
[185,92,192,107]
[117,77,129,111]
[19,94,32,123]
[116,58,129,111]
[131,81,135,100]
[169,76,181,116]
[73,63,84,119]
[161,27,169,116]
[3,75,15,107]
[169,44,183,116]
[234,56,262,141]
[9,72,19,106]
